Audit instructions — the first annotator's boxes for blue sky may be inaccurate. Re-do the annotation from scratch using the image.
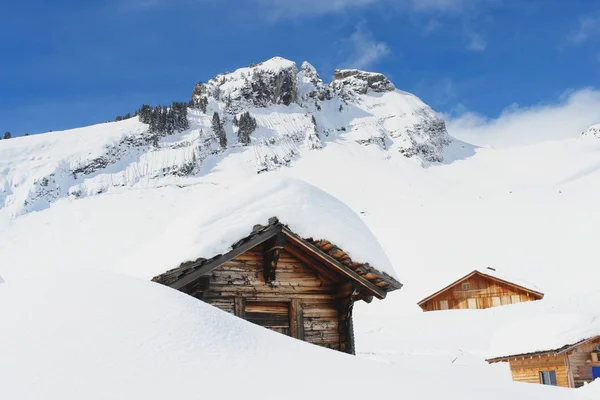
[0,0,599,136]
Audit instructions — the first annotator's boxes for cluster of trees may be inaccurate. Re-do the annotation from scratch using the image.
[114,113,134,122]
[211,111,258,149]
[233,112,257,146]
[138,102,189,135]
[0,132,29,140]
[190,97,208,113]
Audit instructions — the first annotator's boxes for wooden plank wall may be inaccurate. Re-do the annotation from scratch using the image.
[508,356,569,387]
[422,274,538,311]
[199,245,346,351]
[567,338,600,388]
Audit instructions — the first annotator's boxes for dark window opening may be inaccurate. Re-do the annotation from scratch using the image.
[540,370,557,386]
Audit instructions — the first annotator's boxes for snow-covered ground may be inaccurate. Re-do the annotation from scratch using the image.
[1,58,599,398]
[0,270,594,400]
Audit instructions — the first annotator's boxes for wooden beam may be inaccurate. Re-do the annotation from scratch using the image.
[169,227,281,290]
[263,233,287,283]
[290,299,304,340]
[284,244,343,283]
[234,297,246,319]
[282,228,387,299]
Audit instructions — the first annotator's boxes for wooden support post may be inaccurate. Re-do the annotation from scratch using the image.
[290,299,304,340]
[234,297,246,319]
[263,233,286,283]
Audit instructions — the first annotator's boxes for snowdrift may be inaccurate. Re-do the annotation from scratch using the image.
[0,270,582,400]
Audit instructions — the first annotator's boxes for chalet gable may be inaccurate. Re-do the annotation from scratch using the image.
[417,268,544,311]
[152,217,402,300]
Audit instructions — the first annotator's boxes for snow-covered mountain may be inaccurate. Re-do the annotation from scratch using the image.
[0,56,451,217]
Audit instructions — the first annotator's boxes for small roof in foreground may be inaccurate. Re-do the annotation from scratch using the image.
[417,267,544,306]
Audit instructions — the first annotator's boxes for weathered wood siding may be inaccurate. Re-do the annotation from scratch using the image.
[567,337,600,388]
[508,356,569,387]
[199,245,349,351]
[421,274,538,311]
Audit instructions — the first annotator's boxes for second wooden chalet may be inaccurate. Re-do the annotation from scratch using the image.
[417,267,543,311]
[487,336,600,388]
[152,217,402,354]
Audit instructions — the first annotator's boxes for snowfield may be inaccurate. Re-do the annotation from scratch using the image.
[0,270,592,400]
[1,57,600,398]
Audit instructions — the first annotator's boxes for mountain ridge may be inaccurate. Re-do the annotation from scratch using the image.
[0,56,453,217]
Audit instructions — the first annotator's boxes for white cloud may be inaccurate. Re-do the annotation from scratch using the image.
[466,32,486,51]
[447,88,600,148]
[257,0,494,19]
[340,24,390,70]
[568,16,600,44]
[423,18,442,35]
[257,0,377,19]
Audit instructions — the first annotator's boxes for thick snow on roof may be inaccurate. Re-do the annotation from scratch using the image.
[488,312,600,359]
[0,270,580,400]
[478,266,542,293]
[115,174,398,280]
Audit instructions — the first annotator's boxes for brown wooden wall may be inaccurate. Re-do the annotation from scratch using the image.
[508,355,569,387]
[197,245,353,352]
[567,337,600,388]
[420,274,538,311]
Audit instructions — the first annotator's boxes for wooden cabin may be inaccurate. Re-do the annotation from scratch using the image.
[417,268,543,311]
[152,217,402,354]
[487,336,600,388]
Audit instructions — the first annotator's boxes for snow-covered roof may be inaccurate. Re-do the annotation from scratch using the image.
[417,267,544,305]
[487,313,600,361]
[114,175,399,284]
[477,266,543,294]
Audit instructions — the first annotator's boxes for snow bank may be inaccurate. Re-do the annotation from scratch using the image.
[0,270,577,400]
[488,313,600,358]
[577,379,600,399]
[115,174,398,280]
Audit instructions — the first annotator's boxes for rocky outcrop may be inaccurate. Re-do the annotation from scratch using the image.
[203,57,299,113]
[330,69,395,98]
[582,124,600,138]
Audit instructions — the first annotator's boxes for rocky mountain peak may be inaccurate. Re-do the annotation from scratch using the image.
[330,69,396,97]
[192,57,299,113]
[582,124,600,138]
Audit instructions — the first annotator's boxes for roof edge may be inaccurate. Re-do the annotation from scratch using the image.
[486,336,600,363]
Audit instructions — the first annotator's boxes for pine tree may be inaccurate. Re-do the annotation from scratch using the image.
[237,112,256,146]
[3,132,11,140]
[212,112,227,150]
